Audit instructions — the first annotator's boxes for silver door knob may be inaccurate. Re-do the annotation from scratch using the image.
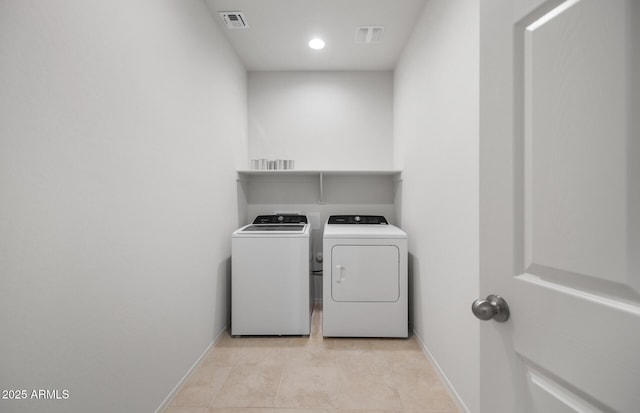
[472,294,510,322]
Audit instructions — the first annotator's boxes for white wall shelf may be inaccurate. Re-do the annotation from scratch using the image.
[237,169,402,176]
[237,169,402,204]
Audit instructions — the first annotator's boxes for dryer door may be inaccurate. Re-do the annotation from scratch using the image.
[331,245,399,302]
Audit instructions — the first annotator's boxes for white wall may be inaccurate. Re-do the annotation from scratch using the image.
[394,0,479,411]
[248,71,393,170]
[0,1,246,412]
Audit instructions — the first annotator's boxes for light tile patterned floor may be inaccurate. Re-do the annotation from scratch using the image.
[164,306,459,413]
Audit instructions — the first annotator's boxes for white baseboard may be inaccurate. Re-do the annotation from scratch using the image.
[412,328,470,413]
[154,324,229,413]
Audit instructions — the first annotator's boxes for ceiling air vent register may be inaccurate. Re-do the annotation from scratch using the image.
[219,11,248,29]
[355,26,384,43]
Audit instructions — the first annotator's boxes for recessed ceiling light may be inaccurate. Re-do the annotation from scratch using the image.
[308,38,325,50]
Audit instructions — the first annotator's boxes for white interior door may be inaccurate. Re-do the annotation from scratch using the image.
[479,0,640,412]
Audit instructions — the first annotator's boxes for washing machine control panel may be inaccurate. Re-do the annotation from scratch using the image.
[327,215,388,225]
[252,214,308,224]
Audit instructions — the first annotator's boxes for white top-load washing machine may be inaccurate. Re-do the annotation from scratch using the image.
[232,214,311,336]
[323,215,407,338]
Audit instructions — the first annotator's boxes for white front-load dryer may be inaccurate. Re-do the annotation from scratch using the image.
[323,215,408,338]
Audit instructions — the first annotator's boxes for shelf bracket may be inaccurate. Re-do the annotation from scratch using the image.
[318,172,326,204]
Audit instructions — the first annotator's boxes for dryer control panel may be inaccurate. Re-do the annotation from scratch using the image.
[327,215,388,225]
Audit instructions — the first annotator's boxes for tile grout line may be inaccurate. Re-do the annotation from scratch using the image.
[272,358,287,409]
[207,328,244,411]
[207,364,232,410]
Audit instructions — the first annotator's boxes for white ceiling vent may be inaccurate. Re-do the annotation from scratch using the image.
[355,26,384,43]
[219,11,248,29]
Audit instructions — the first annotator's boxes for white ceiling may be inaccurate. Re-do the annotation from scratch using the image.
[206,0,427,71]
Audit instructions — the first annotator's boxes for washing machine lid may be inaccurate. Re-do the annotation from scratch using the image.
[233,214,310,238]
[242,224,306,232]
[232,224,311,238]
[323,222,407,239]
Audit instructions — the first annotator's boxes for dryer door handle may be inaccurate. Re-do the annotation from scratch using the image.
[335,265,345,283]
